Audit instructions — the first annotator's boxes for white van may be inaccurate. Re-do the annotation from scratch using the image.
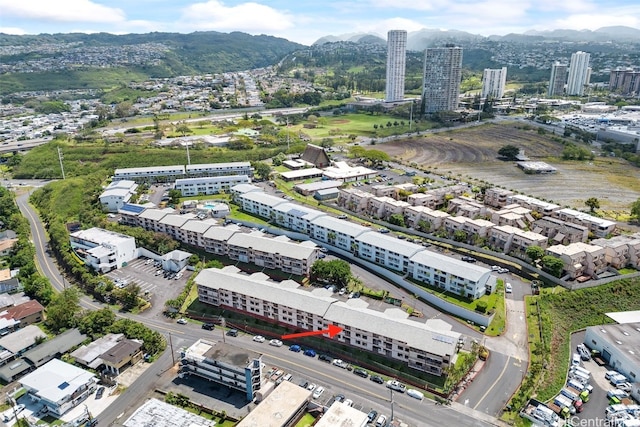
[375,414,388,427]
[505,283,512,293]
[570,366,591,378]
[571,353,580,366]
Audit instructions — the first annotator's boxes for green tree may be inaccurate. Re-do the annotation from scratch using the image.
[453,230,468,242]
[45,287,82,333]
[175,123,192,136]
[631,198,640,222]
[498,145,520,160]
[252,161,272,180]
[272,152,287,166]
[525,245,545,262]
[388,213,405,227]
[417,219,431,232]
[541,255,564,278]
[168,189,182,205]
[310,259,352,286]
[585,197,600,213]
[78,307,116,338]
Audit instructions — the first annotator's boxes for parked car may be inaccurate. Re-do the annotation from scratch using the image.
[95,386,105,399]
[282,373,292,382]
[201,322,214,330]
[353,368,369,378]
[367,410,378,422]
[577,344,591,361]
[303,349,316,357]
[505,283,513,293]
[370,375,384,384]
[461,256,477,263]
[306,383,316,391]
[289,344,302,352]
[312,386,325,399]
[344,399,353,407]
[332,359,349,369]
[252,335,265,343]
[375,415,388,427]
[176,318,187,325]
[269,339,283,347]
[318,354,333,362]
[386,380,406,393]
[572,353,580,366]
[334,394,345,403]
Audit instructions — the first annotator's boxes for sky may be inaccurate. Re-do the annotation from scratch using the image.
[1,0,640,45]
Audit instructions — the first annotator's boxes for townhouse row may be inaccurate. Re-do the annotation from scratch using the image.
[112,162,254,182]
[195,266,461,376]
[234,186,495,300]
[119,204,318,276]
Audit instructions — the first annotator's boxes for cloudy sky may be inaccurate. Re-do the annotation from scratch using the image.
[1,0,639,45]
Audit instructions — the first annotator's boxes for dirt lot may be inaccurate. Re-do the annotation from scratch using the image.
[377,122,640,211]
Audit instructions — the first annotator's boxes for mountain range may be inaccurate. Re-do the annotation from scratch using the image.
[313,26,640,50]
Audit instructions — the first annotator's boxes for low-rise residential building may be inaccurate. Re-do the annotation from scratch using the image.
[314,401,369,427]
[491,204,534,228]
[553,208,616,238]
[226,233,319,276]
[407,192,438,208]
[230,183,262,201]
[100,338,143,376]
[592,236,637,269]
[371,182,418,198]
[366,196,410,220]
[180,338,264,401]
[185,162,253,177]
[484,187,514,208]
[0,268,20,294]
[70,227,137,273]
[310,216,370,252]
[70,333,125,370]
[448,197,487,218]
[195,267,461,375]
[488,225,548,256]
[0,325,45,366]
[137,207,175,231]
[174,175,251,196]
[179,218,218,248]
[294,180,343,196]
[239,191,287,219]
[0,237,18,257]
[202,224,242,255]
[506,194,560,215]
[272,203,326,233]
[99,180,138,212]
[117,203,148,226]
[0,299,45,326]
[19,359,97,416]
[158,212,197,240]
[355,232,422,272]
[532,217,589,244]
[124,398,217,427]
[113,165,186,182]
[337,188,373,213]
[546,242,607,280]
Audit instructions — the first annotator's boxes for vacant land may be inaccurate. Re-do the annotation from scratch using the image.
[377,122,640,211]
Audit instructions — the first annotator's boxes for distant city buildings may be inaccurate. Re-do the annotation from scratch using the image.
[481,67,507,99]
[609,68,640,96]
[548,62,568,97]
[422,45,463,113]
[566,51,591,96]
[385,30,407,102]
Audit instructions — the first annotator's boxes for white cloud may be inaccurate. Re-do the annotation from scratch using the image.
[552,13,640,30]
[532,0,598,13]
[0,0,126,23]
[355,18,426,35]
[179,1,294,32]
[365,0,447,11]
[0,27,27,35]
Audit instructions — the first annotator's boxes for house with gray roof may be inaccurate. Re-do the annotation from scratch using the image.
[23,328,87,368]
[0,325,45,366]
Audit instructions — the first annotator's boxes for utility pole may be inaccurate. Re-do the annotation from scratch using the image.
[169,332,175,366]
[57,147,66,179]
[286,117,290,151]
[409,101,414,131]
[389,386,395,424]
[221,317,226,343]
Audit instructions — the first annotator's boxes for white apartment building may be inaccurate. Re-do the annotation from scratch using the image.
[567,51,591,96]
[272,203,327,234]
[99,180,137,212]
[355,232,422,272]
[310,216,369,252]
[180,338,263,401]
[179,218,219,248]
[113,165,186,182]
[337,188,373,213]
[553,208,616,238]
[488,225,548,256]
[174,175,250,196]
[158,212,197,240]
[481,67,507,99]
[484,188,514,208]
[422,46,463,113]
[185,162,253,177]
[202,225,241,255]
[69,227,137,273]
[195,267,460,375]
[385,30,407,102]
[239,191,287,219]
[506,194,560,215]
[137,207,175,231]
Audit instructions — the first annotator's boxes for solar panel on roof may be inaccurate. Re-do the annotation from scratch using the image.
[58,381,70,390]
[121,203,145,214]
[433,335,455,344]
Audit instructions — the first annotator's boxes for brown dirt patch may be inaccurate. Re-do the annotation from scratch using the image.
[329,119,350,124]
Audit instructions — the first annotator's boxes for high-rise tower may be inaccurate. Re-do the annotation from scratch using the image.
[422,45,463,113]
[548,62,568,97]
[481,67,507,99]
[385,30,407,102]
[566,51,591,96]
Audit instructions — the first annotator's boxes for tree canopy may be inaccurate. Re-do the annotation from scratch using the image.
[497,145,520,160]
[310,259,352,286]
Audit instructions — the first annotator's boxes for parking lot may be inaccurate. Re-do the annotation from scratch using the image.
[105,257,191,318]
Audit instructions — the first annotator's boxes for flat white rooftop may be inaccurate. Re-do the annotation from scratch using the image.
[123,398,215,427]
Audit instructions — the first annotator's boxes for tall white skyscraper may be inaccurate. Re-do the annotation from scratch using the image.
[481,67,507,99]
[385,30,407,102]
[422,45,463,113]
[566,51,591,96]
[548,62,568,97]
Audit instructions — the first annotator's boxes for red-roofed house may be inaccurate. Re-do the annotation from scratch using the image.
[0,300,45,326]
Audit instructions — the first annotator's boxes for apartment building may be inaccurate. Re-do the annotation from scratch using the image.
[491,204,534,228]
[567,51,591,96]
[180,338,263,401]
[488,225,547,256]
[532,217,589,244]
[409,251,495,300]
[484,188,514,208]
[136,207,175,230]
[239,191,287,219]
[337,188,373,213]
[99,180,137,213]
[481,67,507,99]
[310,216,370,252]
[448,197,487,218]
[548,62,568,97]
[366,196,410,220]
[506,194,560,215]
[371,183,418,198]
[69,227,137,273]
[385,30,407,102]
[553,208,616,238]
[355,232,422,272]
[179,219,219,248]
[202,225,242,255]
[194,267,460,375]
[174,175,251,196]
[230,183,263,202]
[592,236,635,270]
[404,205,432,228]
[158,212,197,240]
[226,233,318,276]
[272,203,327,234]
[422,46,463,113]
[407,193,438,208]
[185,162,253,178]
[546,242,607,280]
[113,165,186,182]
[609,68,640,96]
[461,218,495,240]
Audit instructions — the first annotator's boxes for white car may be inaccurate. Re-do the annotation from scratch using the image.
[344,399,353,407]
[269,339,283,347]
[332,359,349,369]
[312,386,325,399]
[505,283,512,293]
[306,383,316,391]
[177,318,188,324]
[2,404,25,422]
[252,335,265,343]
[407,389,424,400]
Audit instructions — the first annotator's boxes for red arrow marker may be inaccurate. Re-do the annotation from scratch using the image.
[281,324,343,340]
